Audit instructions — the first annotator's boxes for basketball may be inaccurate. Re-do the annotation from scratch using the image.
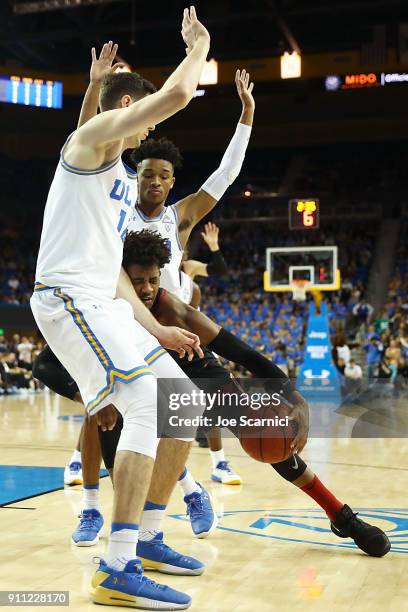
[239,401,298,463]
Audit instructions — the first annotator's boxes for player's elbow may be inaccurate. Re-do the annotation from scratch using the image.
[167,84,191,110]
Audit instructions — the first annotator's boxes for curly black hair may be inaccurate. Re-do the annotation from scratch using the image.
[123,229,171,270]
[130,137,183,170]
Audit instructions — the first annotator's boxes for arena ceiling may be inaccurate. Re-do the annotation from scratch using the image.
[1,0,408,72]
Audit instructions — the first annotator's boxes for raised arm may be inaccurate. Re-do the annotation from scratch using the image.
[175,69,255,247]
[183,223,228,279]
[77,41,125,128]
[66,7,210,167]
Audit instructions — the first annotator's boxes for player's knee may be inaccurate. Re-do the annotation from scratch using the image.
[32,349,50,381]
[114,376,158,459]
[272,454,307,481]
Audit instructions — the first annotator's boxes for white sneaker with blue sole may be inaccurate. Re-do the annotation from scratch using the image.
[211,461,242,485]
[64,461,83,486]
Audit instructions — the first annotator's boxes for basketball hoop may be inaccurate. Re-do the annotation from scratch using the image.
[291,279,310,301]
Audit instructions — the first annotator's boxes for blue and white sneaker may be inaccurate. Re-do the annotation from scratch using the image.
[72,509,104,546]
[137,532,204,575]
[91,558,192,609]
[64,461,83,486]
[184,483,218,539]
[211,461,242,485]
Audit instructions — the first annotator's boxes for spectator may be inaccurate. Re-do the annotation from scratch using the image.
[352,299,373,327]
[344,358,363,395]
[1,352,30,390]
[378,356,393,380]
[363,335,383,379]
[374,309,389,335]
[345,359,363,381]
[385,339,401,381]
[16,336,34,370]
[333,333,351,366]
[0,334,8,354]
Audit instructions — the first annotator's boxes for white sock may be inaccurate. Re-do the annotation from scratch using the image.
[139,503,166,541]
[210,449,225,469]
[105,526,139,571]
[69,449,81,465]
[178,467,201,497]
[83,485,99,511]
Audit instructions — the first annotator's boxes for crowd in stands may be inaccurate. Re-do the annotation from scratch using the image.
[353,222,408,390]
[205,290,307,377]
[0,333,44,394]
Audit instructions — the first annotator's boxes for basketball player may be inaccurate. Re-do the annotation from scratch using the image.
[127,77,254,489]
[63,57,254,491]
[31,9,213,609]
[34,230,389,559]
[60,41,217,541]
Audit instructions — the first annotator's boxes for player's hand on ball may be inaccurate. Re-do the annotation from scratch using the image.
[235,69,255,110]
[287,390,309,454]
[201,222,220,251]
[90,41,126,85]
[181,6,210,55]
[96,404,118,431]
[156,325,204,361]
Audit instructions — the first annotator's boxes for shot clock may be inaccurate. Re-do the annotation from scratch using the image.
[288,198,320,230]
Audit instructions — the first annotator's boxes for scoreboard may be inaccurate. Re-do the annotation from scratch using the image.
[0,75,63,109]
[289,198,320,230]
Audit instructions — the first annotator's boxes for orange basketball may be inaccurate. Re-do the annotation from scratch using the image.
[239,402,298,464]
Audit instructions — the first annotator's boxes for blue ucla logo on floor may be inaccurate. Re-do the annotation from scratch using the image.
[170,508,408,554]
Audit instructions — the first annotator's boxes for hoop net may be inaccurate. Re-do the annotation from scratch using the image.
[291,279,311,302]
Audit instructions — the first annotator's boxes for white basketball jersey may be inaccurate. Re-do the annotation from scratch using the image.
[179,271,194,305]
[35,147,137,300]
[129,204,184,296]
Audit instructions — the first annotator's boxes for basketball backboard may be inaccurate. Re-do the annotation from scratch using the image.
[264,246,340,293]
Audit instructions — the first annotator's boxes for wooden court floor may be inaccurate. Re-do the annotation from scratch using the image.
[0,392,407,612]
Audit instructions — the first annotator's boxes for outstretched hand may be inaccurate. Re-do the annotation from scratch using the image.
[181,6,210,55]
[201,222,220,252]
[90,41,126,85]
[235,69,255,111]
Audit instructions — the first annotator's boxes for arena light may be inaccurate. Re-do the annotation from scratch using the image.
[0,75,63,108]
[13,0,123,14]
[326,72,408,92]
[381,72,408,85]
[115,65,132,73]
[194,89,206,97]
[280,51,301,79]
[199,59,218,86]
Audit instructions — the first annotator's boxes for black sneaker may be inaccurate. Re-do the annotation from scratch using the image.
[197,437,209,448]
[331,504,390,557]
